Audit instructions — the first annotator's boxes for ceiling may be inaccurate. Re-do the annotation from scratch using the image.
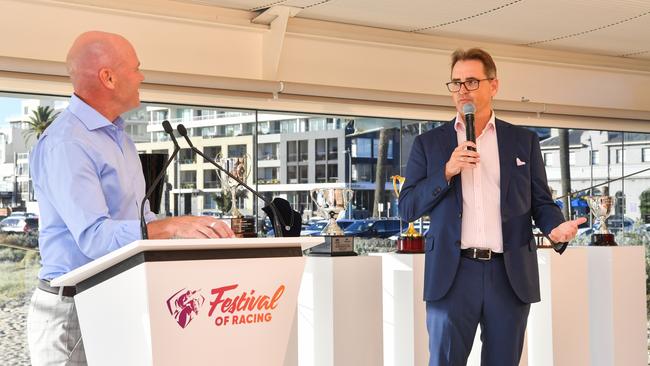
[176,0,650,60]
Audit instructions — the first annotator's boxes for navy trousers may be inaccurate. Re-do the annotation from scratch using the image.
[426,256,530,366]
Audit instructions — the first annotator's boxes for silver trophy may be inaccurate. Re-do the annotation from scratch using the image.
[217,154,255,237]
[309,188,356,255]
[217,155,251,217]
[586,195,616,246]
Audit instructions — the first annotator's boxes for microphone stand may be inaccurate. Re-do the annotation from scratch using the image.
[140,120,181,239]
[175,124,285,237]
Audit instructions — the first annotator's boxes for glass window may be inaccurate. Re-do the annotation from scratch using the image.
[298,165,308,183]
[287,141,297,162]
[327,138,338,160]
[228,144,246,158]
[179,148,196,164]
[287,166,297,184]
[316,139,327,161]
[258,143,278,160]
[204,146,221,160]
[180,171,196,189]
[591,150,600,165]
[299,140,309,162]
[203,169,219,189]
[327,164,338,182]
[616,149,625,164]
[643,148,650,162]
[316,164,326,183]
[352,138,372,158]
[257,167,278,184]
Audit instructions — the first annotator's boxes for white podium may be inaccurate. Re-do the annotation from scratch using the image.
[52,237,323,366]
[374,253,427,366]
[290,256,384,366]
[528,246,647,366]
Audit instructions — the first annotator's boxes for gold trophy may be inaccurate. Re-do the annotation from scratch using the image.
[218,154,256,238]
[308,188,356,256]
[392,175,424,253]
[586,195,617,246]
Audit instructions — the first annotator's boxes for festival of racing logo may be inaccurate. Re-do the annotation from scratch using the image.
[166,284,285,329]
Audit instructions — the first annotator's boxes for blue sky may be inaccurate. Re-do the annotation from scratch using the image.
[0,97,21,127]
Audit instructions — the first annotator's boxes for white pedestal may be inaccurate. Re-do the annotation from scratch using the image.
[374,253,427,366]
[528,246,647,366]
[293,256,384,366]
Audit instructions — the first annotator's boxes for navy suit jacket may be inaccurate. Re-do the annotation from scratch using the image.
[399,119,566,304]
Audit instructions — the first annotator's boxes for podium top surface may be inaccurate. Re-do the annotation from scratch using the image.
[51,237,324,287]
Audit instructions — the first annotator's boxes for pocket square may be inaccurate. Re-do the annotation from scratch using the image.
[516,158,526,166]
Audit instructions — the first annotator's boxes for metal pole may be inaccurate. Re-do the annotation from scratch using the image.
[346,148,352,219]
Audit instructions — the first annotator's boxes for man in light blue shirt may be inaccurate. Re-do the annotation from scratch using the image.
[27,31,234,366]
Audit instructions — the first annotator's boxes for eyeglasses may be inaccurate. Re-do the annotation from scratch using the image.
[446,78,493,92]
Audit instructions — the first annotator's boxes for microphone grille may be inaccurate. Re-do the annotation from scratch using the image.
[177,124,188,137]
[162,120,174,134]
[462,103,476,115]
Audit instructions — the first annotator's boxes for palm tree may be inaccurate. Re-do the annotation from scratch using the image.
[25,106,59,139]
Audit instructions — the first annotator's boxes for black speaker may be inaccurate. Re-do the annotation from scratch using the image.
[139,153,168,214]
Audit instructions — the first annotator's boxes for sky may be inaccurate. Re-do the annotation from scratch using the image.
[0,97,21,127]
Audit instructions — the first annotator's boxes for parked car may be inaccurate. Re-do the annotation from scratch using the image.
[200,210,222,217]
[343,218,402,238]
[0,216,29,234]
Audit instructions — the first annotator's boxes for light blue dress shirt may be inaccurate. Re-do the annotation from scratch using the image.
[30,95,156,280]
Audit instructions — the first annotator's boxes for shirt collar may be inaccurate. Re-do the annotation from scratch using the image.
[453,110,496,134]
[68,94,124,131]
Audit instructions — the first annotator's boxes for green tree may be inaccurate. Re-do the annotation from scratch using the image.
[25,106,59,139]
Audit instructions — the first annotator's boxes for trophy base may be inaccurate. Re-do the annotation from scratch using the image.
[231,216,257,238]
[396,236,424,253]
[590,233,617,246]
[308,236,357,256]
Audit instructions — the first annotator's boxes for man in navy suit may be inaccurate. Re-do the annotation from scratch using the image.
[399,48,585,366]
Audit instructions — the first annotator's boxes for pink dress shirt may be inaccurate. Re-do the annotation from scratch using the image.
[454,112,504,253]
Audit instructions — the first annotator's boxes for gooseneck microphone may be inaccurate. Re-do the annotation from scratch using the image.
[463,102,476,151]
[140,120,181,240]
[175,124,287,237]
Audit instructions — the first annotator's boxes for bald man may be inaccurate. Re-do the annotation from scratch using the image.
[27,31,234,365]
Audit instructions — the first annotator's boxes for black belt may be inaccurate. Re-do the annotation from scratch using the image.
[38,279,77,297]
[461,248,503,261]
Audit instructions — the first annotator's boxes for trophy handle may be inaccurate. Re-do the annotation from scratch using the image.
[392,175,404,198]
[344,189,354,204]
[309,189,319,205]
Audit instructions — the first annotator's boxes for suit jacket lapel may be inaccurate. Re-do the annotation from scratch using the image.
[497,119,514,209]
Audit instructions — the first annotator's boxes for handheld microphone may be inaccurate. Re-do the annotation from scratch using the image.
[175,124,294,237]
[140,120,181,239]
[463,102,476,151]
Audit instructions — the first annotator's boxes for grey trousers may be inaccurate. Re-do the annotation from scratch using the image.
[27,289,87,366]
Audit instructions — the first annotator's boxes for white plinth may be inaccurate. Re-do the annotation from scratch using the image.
[293,256,384,366]
[374,253,427,366]
[528,246,647,366]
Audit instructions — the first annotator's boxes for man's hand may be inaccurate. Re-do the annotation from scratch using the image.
[445,141,480,181]
[548,217,588,243]
[147,216,235,239]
